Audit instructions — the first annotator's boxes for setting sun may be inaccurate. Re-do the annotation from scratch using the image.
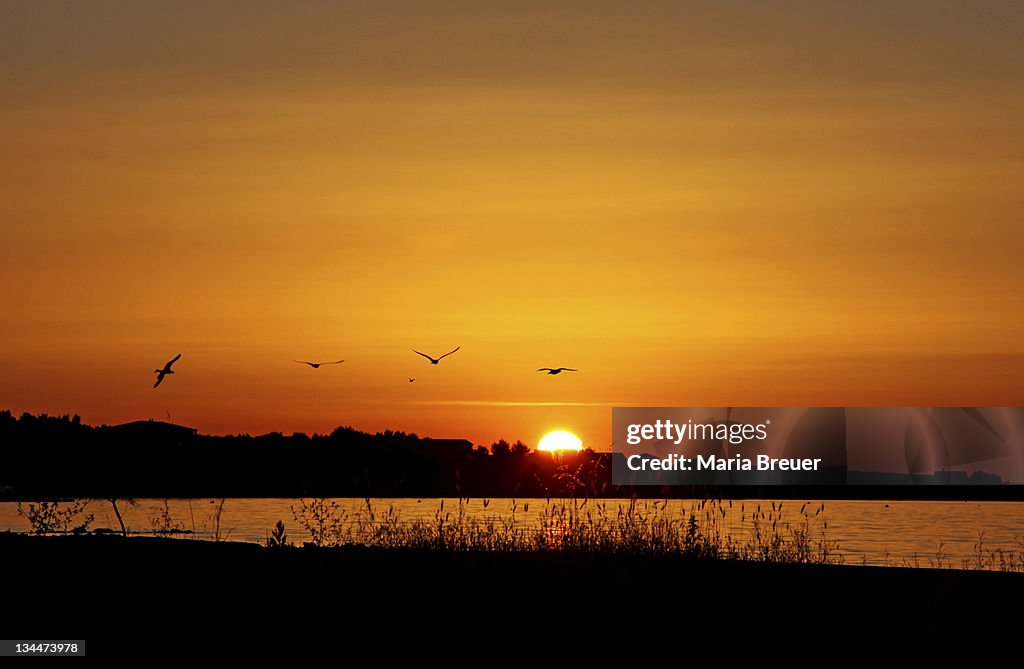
[537,430,583,452]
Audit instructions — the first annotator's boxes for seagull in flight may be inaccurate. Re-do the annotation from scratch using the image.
[412,346,460,365]
[153,354,181,388]
[292,359,345,369]
[408,378,416,383]
[537,367,578,375]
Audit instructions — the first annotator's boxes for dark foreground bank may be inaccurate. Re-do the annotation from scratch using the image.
[3,532,1021,655]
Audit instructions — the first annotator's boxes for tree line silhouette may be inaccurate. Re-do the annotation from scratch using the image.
[2,411,1018,500]
[0,411,608,498]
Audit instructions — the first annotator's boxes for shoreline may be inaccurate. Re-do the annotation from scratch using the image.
[5,486,1024,502]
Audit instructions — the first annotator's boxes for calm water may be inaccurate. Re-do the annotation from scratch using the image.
[2,498,1021,568]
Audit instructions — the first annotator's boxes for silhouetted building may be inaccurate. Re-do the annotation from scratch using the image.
[848,469,1004,485]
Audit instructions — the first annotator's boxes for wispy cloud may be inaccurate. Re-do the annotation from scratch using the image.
[404,400,616,407]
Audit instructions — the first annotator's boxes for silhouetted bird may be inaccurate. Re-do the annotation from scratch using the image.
[412,347,460,365]
[408,378,416,383]
[153,354,181,388]
[292,359,344,369]
[537,367,578,375]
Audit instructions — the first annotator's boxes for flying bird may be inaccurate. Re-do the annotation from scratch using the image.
[153,354,181,388]
[292,359,345,369]
[408,378,416,383]
[537,367,578,375]
[412,346,460,365]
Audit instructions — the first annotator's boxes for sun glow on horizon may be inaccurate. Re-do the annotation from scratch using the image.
[537,430,583,452]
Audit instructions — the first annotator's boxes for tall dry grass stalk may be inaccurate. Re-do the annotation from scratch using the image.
[290,497,843,564]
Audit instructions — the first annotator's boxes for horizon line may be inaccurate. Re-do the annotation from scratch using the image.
[402,400,618,407]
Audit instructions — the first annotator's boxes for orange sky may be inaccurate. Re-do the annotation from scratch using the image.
[1,2,1023,450]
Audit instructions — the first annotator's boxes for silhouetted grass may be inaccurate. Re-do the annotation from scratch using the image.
[290,497,844,564]
[963,530,1024,572]
[16,499,93,535]
[13,497,1023,571]
[149,499,185,536]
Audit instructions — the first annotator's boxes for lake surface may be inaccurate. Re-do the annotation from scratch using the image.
[2,498,1021,569]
